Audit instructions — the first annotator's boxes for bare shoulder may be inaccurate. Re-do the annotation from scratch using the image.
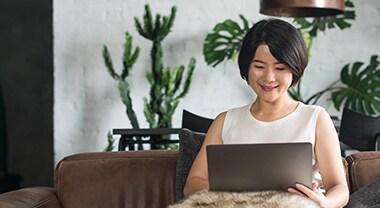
[317,107,331,120]
[213,111,227,125]
[204,112,226,144]
[316,108,336,131]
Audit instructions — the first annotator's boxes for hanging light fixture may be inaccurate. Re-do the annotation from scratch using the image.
[260,0,345,17]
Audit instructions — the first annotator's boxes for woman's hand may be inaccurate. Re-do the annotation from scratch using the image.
[288,182,329,207]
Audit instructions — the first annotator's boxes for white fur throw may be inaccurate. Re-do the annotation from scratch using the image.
[169,190,321,208]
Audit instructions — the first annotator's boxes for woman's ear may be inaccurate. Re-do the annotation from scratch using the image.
[290,78,297,87]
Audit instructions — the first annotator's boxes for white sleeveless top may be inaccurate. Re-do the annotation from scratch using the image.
[222,102,322,182]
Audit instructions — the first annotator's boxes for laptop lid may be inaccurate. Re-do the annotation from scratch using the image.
[206,142,312,192]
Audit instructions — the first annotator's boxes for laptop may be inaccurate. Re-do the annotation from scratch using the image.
[206,142,312,192]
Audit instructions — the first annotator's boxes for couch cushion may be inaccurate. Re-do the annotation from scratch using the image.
[175,128,206,201]
[0,187,60,208]
[56,150,178,208]
[346,151,380,193]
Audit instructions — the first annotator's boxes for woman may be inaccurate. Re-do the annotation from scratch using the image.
[184,18,349,207]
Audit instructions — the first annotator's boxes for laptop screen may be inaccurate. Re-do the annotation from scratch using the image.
[206,142,312,192]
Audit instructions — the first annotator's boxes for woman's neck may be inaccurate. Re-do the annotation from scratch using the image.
[250,96,298,122]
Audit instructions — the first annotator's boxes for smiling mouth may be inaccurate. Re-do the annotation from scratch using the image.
[260,85,278,91]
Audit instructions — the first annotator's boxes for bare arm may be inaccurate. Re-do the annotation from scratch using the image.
[315,109,349,207]
[183,112,226,198]
[289,109,349,207]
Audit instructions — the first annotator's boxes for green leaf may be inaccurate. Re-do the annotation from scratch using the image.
[331,56,380,115]
[239,14,250,30]
[293,0,356,38]
[346,0,354,7]
[331,88,348,110]
[334,18,351,29]
[215,20,242,35]
[344,11,356,19]
[203,16,251,67]
[293,18,312,28]
[288,86,304,103]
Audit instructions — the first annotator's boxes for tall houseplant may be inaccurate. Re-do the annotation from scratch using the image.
[103,5,196,149]
[203,1,380,115]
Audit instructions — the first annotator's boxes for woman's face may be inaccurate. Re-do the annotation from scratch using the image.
[248,44,293,103]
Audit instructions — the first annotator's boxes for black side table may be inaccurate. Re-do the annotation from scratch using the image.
[113,128,181,151]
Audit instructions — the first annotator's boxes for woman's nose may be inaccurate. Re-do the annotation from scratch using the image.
[262,69,275,82]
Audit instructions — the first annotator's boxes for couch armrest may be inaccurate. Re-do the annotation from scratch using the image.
[0,187,60,208]
[346,151,380,193]
[55,150,178,208]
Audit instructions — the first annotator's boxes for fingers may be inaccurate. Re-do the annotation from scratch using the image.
[311,181,319,191]
[295,184,313,196]
[293,183,324,200]
[288,183,327,207]
[287,187,305,196]
[288,183,318,198]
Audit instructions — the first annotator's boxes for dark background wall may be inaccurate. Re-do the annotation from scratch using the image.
[0,0,54,188]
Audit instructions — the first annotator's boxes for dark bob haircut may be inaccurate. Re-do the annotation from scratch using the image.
[238,18,308,86]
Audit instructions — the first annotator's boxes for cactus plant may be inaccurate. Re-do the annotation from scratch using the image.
[102,4,196,150]
[135,5,196,130]
[103,32,144,150]
[103,32,140,130]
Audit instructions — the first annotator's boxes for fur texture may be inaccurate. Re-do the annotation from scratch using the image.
[169,190,321,208]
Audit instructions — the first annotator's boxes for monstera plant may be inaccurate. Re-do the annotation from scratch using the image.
[202,1,380,115]
[204,1,355,68]
[330,55,380,115]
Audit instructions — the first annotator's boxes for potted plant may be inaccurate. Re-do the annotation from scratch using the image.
[102,4,196,150]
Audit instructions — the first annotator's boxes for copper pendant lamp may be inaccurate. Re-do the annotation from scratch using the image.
[260,0,345,17]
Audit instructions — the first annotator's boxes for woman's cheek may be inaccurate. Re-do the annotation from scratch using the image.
[249,69,262,80]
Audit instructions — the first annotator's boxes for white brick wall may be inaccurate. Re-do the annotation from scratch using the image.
[53,0,380,163]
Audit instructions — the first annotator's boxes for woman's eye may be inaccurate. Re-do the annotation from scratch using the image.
[254,65,264,69]
[276,67,286,71]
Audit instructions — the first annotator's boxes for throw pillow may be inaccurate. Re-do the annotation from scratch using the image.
[175,128,206,201]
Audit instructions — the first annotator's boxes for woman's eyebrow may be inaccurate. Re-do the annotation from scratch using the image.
[252,59,282,65]
[252,59,265,63]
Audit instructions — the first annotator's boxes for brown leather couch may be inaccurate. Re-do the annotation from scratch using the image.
[0,150,379,208]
